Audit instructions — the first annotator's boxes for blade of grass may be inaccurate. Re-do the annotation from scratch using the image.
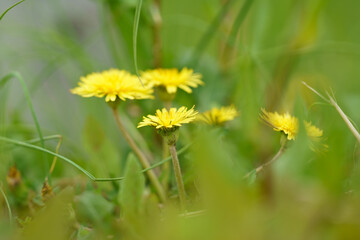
[133,0,144,86]
[0,136,190,182]
[225,0,254,48]
[0,0,25,22]
[0,72,48,177]
[190,0,237,66]
[0,183,12,224]
[0,134,62,151]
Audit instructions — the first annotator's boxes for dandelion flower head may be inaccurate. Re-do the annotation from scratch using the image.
[197,105,239,126]
[260,109,299,140]
[141,68,203,94]
[71,69,154,102]
[138,106,198,130]
[304,121,323,139]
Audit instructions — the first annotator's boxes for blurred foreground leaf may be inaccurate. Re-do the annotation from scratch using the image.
[118,153,145,233]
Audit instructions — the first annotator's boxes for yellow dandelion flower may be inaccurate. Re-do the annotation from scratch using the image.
[141,68,204,94]
[197,105,239,125]
[137,106,198,130]
[304,121,323,139]
[260,109,299,140]
[71,69,154,102]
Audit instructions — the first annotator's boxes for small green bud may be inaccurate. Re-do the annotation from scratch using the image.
[158,127,179,145]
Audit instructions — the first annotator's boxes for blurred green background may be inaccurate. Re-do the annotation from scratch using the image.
[1,0,360,239]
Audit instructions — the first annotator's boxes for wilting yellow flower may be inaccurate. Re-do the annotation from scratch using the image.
[138,106,198,130]
[141,68,204,94]
[6,166,22,189]
[71,69,153,102]
[41,178,54,202]
[197,105,239,126]
[261,109,323,141]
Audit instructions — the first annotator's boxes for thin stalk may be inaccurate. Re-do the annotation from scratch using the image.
[133,0,144,85]
[0,183,13,224]
[168,144,186,210]
[161,100,172,189]
[0,72,48,179]
[111,108,166,203]
[302,82,360,144]
[243,140,287,179]
[0,0,25,22]
[179,209,207,218]
[49,135,63,175]
[161,138,170,190]
[328,96,360,144]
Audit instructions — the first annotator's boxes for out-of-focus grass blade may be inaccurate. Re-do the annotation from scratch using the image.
[133,0,144,86]
[0,134,62,151]
[0,0,25,22]
[0,183,12,224]
[0,136,97,181]
[191,0,237,66]
[225,0,254,47]
[0,136,191,182]
[0,72,48,175]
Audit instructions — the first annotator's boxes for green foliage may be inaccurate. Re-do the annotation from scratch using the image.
[1,0,360,239]
[118,153,145,226]
[75,191,114,225]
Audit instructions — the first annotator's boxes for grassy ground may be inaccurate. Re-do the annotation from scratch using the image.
[1,0,360,239]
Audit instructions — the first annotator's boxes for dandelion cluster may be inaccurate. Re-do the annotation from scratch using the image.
[260,108,323,140]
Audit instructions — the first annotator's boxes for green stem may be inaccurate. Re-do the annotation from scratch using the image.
[133,0,144,85]
[0,0,25,22]
[0,183,13,224]
[243,139,287,179]
[161,100,172,190]
[168,144,187,210]
[111,108,167,203]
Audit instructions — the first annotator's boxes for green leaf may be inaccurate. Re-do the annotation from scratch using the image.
[82,117,121,180]
[119,153,145,224]
[75,191,114,225]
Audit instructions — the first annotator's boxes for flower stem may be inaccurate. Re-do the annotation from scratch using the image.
[168,144,186,210]
[161,100,172,190]
[243,139,287,179]
[111,108,166,203]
